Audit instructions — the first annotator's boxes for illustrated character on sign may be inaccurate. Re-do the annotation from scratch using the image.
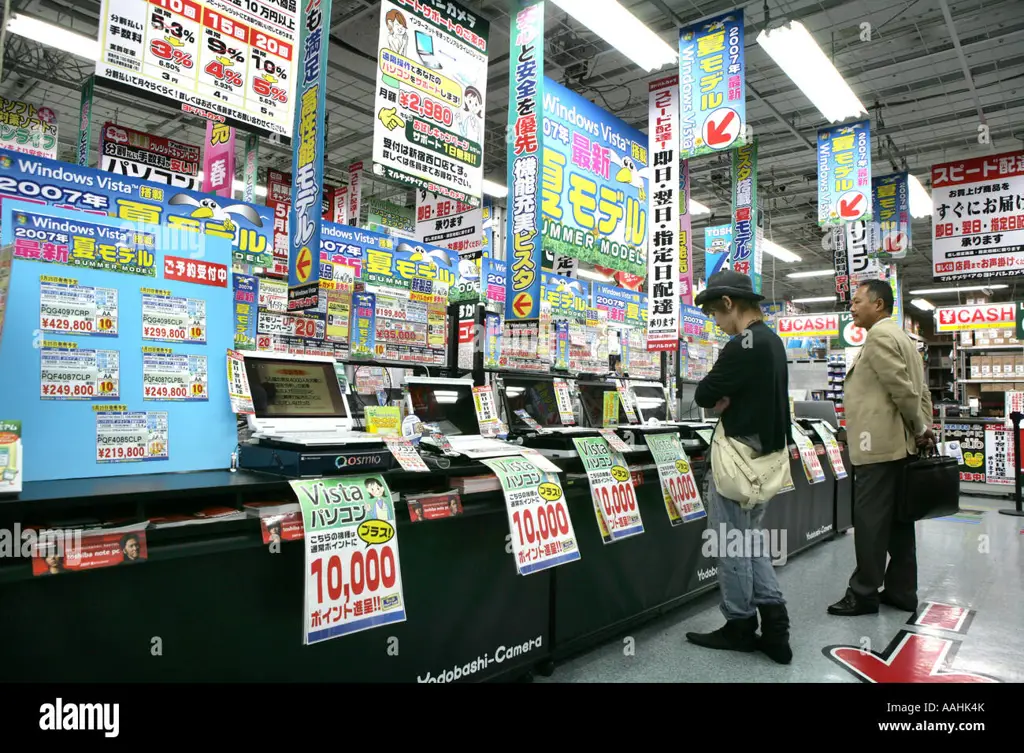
[385,9,408,56]
[397,241,453,269]
[610,152,650,201]
[457,257,480,282]
[363,478,394,521]
[553,278,586,299]
[458,86,484,142]
[168,194,264,233]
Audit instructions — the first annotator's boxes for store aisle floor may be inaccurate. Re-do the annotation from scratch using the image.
[538,495,1024,683]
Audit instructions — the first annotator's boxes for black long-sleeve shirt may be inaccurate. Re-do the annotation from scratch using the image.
[694,321,791,454]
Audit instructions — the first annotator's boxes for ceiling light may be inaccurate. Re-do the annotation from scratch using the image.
[482,179,508,198]
[549,0,677,72]
[689,199,711,216]
[576,267,616,283]
[911,298,935,311]
[791,296,836,303]
[756,20,866,123]
[762,239,802,263]
[907,173,932,218]
[6,14,99,60]
[908,285,1009,295]
[786,269,834,278]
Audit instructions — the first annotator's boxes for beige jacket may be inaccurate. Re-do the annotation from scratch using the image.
[844,317,932,465]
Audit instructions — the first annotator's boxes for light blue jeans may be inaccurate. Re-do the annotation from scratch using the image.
[706,474,786,621]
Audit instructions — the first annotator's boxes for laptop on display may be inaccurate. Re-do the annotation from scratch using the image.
[405,377,519,459]
[243,352,382,447]
[502,376,596,436]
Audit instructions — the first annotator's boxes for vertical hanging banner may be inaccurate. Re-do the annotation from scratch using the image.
[0,95,58,159]
[287,0,332,313]
[677,10,746,159]
[202,122,235,198]
[872,172,911,259]
[817,120,872,226]
[242,133,260,205]
[77,76,95,167]
[680,160,694,306]
[646,75,680,352]
[371,0,489,207]
[704,224,732,280]
[348,161,363,226]
[505,0,545,326]
[731,138,761,292]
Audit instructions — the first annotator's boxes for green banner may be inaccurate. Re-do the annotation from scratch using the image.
[77,75,95,167]
[242,133,259,205]
[645,432,706,525]
[572,436,643,543]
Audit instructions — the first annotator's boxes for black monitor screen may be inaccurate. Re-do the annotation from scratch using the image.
[578,382,629,427]
[677,381,700,420]
[407,382,479,436]
[504,379,562,429]
[632,383,668,422]
[244,357,346,419]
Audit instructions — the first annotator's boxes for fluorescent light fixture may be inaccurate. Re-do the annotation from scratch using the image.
[689,199,711,216]
[791,296,836,303]
[576,268,616,283]
[762,239,802,263]
[549,0,677,72]
[908,285,1009,295]
[434,390,460,404]
[482,179,508,198]
[786,269,834,279]
[6,14,99,60]
[907,173,932,218]
[910,298,935,311]
[756,20,866,123]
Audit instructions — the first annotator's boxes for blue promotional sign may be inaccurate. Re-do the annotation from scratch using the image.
[680,303,711,338]
[233,274,258,350]
[506,0,545,324]
[0,148,272,266]
[817,119,872,226]
[873,172,911,259]
[288,0,333,311]
[678,10,746,158]
[350,292,376,358]
[541,271,590,321]
[704,224,732,281]
[731,138,761,293]
[541,77,649,277]
[321,224,459,293]
[591,281,647,328]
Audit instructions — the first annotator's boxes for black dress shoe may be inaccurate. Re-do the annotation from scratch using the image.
[879,590,917,612]
[827,591,879,616]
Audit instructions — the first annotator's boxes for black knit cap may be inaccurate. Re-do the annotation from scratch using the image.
[694,269,765,307]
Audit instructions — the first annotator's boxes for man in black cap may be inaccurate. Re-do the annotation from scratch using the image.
[685,269,794,664]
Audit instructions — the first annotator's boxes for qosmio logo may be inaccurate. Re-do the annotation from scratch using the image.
[335,454,384,469]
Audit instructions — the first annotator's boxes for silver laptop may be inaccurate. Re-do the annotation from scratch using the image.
[405,377,520,459]
[243,352,383,447]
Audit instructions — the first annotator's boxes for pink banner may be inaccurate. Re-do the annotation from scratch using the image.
[202,121,235,198]
[680,160,694,306]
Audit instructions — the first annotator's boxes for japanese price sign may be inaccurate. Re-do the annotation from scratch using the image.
[730,138,762,292]
[704,224,732,281]
[472,385,506,437]
[142,348,208,401]
[291,475,407,644]
[872,172,911,259]
[481,455,581,576]
[384,436,430,472]
[0,95,58,159]
[163,255,228,287]
[591,282,647,329]
[0,148,273,268]
[810,421,847,479]
[95,406,169,463]
[817,120,872,226]
[931,150,1024,281]
[677,10,746,158]
[572,436,644,543]
[984,425,1014,486]
[646,432,705,524]
[95,0,298,137]
[553,378,575,425]
[505,0,544,324]
[791,425,826,484]
[226,349,254,414]
[141,289,207,344]
[98,122,200,191]
[40,343,120,401]
[372,0,489,207]
[39,276,118,337]
[646,75,680,351]
[541,77,649,278]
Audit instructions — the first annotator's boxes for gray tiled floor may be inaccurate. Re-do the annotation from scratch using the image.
[538,495,1024,683]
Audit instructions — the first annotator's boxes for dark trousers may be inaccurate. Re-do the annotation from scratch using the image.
[848,456,917,602]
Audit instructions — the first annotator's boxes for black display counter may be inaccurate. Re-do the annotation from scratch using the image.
[760,450,838,559]
[834,444,854,534]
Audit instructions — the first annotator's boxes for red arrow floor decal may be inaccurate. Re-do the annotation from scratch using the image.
[825,631,1000,683]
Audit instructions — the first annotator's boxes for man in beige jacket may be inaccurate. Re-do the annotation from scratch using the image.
[829,279,934,616]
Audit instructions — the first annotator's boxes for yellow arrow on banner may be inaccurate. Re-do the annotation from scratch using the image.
[378,107,404,131]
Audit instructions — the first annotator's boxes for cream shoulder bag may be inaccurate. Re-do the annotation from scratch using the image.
[711,421,792,508]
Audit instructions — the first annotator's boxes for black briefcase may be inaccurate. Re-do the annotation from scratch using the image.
[896,449,961,522]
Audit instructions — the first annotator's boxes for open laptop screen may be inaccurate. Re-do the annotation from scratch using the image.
[578,382,629,427]
[244,357,346,419]
[407,381,479,436]
[504,378,562,429]
[632,383,668,422]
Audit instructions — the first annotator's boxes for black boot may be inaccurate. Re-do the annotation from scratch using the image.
[686,615,758,652]
[757,603,792,665]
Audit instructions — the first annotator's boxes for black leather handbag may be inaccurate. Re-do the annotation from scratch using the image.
[897,448,961,522]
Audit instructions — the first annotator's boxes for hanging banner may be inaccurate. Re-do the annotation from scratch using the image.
[480,455,581,576]
[677,10,746,159]
[292,475,407,644]
[646,75,680,351]
[95,0,298,138]
[287,0,332,313]
[0,95,58,159]
[348,162,363,226]
[100,122,202,191]
[931,150,1024,281]
[541,78,649,277]
[838,312,867,348]
[817,119,872,226]
[505,0,545,325]
[366,197,416,239]
[776,314,841,338]
[935,302,1016,333]
[730,138,761,292]
[680,152,694,307]
[704,224,732,280]
[573,436,644,543]
[646,432,706,524]
[415,190,484,254]
[242,133,259,205]
[202,122,235,197]
[371,0,489,207]
[872,172,911,259]
[831,226,851,303]
[77,76,95,167]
